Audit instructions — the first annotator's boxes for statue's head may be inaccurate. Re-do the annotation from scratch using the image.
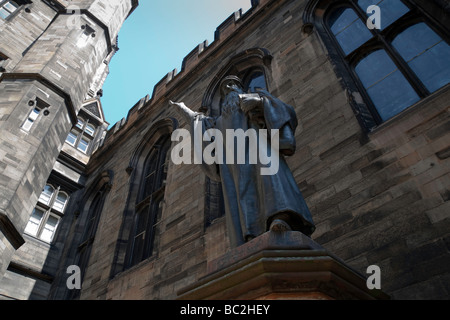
[219,75,244,98]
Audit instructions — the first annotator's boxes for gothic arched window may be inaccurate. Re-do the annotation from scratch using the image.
[307,0,450,129]
[126,134,171,268]
[64,170,112,300]
[111,119,176,276]
[77,188,106,276]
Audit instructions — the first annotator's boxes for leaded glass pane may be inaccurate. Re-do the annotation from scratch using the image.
[329,7,372,55]
[53,192,68,212]
[355,50,420,121]
[77,138,89,153]
[393,23,450,93]
[85,124,96,136]
[66,132,77,146]
[24,208,44,237]
[39,185,54,205]
[358,0,409,30]
[40,215,59,243]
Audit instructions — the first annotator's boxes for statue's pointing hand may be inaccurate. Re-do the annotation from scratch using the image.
[169,100,199,123]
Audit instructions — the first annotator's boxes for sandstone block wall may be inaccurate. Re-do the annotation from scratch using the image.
[56,0,449,300]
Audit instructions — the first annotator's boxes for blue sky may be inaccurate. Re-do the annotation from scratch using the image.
[101,0,252,127]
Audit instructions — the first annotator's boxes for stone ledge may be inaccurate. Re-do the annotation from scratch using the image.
[207,231,324,274]
[0,211,25,250]
[177,231,389,300]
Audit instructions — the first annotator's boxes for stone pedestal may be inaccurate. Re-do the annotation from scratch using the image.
[177,231,389,300]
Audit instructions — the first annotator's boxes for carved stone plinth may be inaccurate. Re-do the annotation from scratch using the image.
[177,231,389,300]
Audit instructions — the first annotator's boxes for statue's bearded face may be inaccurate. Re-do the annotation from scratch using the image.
[221,80,244,96]
[223,90,240,108]
[221,80,244,110]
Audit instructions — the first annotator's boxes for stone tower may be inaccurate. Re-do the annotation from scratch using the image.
[0,0,138,291]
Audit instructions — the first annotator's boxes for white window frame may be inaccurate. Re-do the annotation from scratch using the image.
[76,118,85,129]
[38,184,55,206]
[0,1,19,20]
[24,207,45,238]
[21,107,41,133]
[85,123,96,137]
[65,131,78,146]
[24,207,61,243]
[39,214,60,243]
[65,116,96,154]
[52,191,69,212]
[25,184,69,243]
[77,137,90,153]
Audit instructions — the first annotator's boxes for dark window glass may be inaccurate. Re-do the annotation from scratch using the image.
[130,206,149,266]
[329,7,372,55]
[84,194,102,242]
[141,148,160,201]
[78,188,106,275]
[322,1,450,127]
[246,71,267,93]
[393,23,450,93]
[358,0,409,30]
[128,135,170,267]
[0,55,6,72]
[355,50,420,121]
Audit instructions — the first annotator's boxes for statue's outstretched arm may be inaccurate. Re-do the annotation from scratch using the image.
[169,100,199,124]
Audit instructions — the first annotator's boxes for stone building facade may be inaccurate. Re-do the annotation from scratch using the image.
[0,0,138,300]
[1,0,449,300]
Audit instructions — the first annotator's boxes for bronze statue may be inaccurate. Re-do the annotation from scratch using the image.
[170,75,315,247]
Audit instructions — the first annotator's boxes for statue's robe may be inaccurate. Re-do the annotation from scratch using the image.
[194,90,315,247]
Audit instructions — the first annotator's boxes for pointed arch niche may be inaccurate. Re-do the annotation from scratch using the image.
[201,48,274,227]
[200,47,273,116]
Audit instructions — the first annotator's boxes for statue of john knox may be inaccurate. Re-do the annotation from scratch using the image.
[170,75,315,247]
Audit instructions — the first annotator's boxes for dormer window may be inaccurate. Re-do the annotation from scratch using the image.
[77,137,90,153]
[85,124,95,137]
[65,116,97,154]
[66,131,78,146]
[76,119,84,129]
